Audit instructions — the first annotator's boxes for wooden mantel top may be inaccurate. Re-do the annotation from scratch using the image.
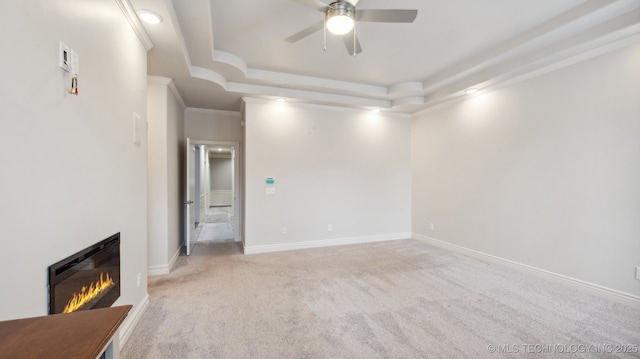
[0,305,132,359]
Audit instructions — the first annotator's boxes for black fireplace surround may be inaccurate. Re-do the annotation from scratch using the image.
[48,233,121,314]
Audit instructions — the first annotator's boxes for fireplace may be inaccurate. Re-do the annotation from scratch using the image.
[48,233,121,314]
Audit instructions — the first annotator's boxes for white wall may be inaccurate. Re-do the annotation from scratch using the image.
[185,108,242,142]
[243,99,411,252]
[166,84,185,264]
[147,81,169,270]
[210,156,233,190]
[412,42,640,298]
[147,77,185,274]
[0,0,148,322]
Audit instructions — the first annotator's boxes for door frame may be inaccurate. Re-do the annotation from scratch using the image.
[185,139,242,248]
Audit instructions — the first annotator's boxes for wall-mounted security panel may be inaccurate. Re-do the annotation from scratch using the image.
[59,42,79,74]
[59,42,70,71]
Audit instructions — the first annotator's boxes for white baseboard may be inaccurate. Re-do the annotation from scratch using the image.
[168,247,180,271]
[413,233,640,308]
[244,232,411,255]
[147,247,181,276]
[118,293,149,348]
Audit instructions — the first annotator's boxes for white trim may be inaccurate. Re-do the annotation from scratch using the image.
[168,247,180,271]
[147,247,181,276]
[147,76,186,109]
[185,107,242,118]
[147,264,170,276]
[118,293,149,347]
[244,232,411,255]
[188,140,242,246]
[167,81,186,108]
[147,75,171,85]
[164,0,193,72]
[412,233,640,308]
[114,0,154,51]
[242,97,412,119]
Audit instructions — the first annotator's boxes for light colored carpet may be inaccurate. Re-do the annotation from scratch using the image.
[122,239,640,358]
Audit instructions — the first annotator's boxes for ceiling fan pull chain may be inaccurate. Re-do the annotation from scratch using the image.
[352,21,356,56]
[323,15,327,51]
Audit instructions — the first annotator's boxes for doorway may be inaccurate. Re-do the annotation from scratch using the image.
[187,140,241,248]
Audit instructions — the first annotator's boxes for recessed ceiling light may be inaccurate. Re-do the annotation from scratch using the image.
[371,108,380,113]
[217,148,222,152]
[137,10,162,25]
[465,87,479,95]
[275,98,286,103]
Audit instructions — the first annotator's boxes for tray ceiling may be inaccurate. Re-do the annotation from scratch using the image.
[130,0,640,114]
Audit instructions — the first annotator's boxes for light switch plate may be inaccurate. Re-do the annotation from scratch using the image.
[133,112,147,145]
[69,49,79,74]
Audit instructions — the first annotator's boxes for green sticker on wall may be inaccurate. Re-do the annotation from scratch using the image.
[266,177,275,185]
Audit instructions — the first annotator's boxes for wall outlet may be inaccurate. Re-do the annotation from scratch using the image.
[429,223,434,231]
[636,266,640,280]
[137,272,142,287]
[282,226,287,234]
[328,224,333,232]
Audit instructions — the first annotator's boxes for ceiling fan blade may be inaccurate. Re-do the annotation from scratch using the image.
[356,9,418,23]
[284,21,324,43]
[291,0,327,12]
[344,0,360,6]
[342,32,362,56]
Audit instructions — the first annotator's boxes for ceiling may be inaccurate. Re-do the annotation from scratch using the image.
[206,145,233,157]
[128,0,640,114]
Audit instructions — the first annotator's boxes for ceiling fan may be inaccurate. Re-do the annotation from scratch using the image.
[284,0,418,56]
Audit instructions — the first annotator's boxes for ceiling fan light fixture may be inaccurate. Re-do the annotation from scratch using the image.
[326,15,354,35]
[326,3,355,35]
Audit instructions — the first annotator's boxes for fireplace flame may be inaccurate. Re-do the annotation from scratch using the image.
[63,272,114,313]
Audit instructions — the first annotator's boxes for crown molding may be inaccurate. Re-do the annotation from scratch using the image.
[147,76,171,85]
[242,97,411,119]
[147,76,186,108]
[185,108,242,118]
[115,0,153,51]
